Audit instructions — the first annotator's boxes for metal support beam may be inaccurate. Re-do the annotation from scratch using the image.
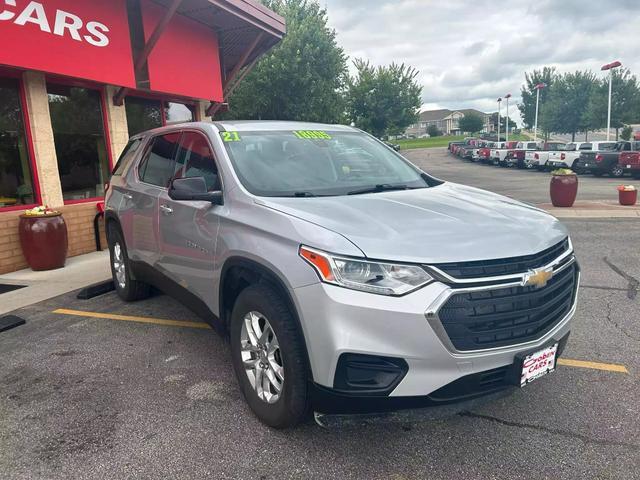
[113,0,184,106]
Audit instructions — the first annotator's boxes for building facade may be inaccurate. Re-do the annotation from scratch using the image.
[406,108,494,137]
[0,0,285,274]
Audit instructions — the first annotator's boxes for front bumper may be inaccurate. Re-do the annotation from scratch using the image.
[293,269,577,414]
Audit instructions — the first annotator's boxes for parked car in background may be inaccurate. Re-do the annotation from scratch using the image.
[477,142,495,163]
[618,141,640,178]
[385,141,401,152]
[448,141,466,154]
[504,141,541,168]
[574,141,630,177]
[459,145,477,160]
[524,142,567,171]
[547,142,592,169]
[490,141,517,166]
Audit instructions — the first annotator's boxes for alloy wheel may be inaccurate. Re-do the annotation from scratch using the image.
[112,242,126,289]
[240,311,284,404]
[611,165,624,177]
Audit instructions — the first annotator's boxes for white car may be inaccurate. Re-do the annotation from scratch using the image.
[524,142,567,171]
[547,142,591,169]
[489,142,515,165]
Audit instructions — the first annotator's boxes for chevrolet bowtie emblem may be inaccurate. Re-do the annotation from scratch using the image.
[522,267,553,288]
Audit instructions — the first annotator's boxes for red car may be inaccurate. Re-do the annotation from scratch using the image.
[618,141,640,178]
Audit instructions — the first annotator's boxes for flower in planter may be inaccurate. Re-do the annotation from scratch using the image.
[23,205,59,217]
[617,185,637,192]
[551,168,575,176]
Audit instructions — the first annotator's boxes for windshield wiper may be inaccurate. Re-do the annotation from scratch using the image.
[292,191,317,197]
[347,184,412,195]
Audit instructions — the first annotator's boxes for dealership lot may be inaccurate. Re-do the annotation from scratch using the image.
[1,149,640,479]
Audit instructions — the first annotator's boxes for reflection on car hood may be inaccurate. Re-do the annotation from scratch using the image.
[260,183,568,264]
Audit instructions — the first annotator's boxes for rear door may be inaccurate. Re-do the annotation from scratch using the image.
[156,131,220,308]
[121,132,181,265]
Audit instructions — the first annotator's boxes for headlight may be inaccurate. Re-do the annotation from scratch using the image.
[299,246,433,296]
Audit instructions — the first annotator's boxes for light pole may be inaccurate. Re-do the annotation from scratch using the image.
[533,83,546,142]
[504,93,511,143]
[497,97,502,141]
[601,60,622,141]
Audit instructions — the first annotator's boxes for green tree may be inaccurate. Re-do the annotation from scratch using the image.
[346,59,422,138]
[540,70,596,141]
[621,125,633,141]
[518,67,557,129]
[427,124,441,137]
[584,68,640,139]
[224,0,347,123]
[458,112,484,134]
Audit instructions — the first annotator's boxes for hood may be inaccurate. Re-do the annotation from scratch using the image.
[259,183,568,264]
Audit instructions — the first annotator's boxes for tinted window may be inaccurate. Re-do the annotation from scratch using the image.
[174,132,219,191]
[579,143,592,150]
[112,138,142,176]
[598,142,617,151]
[0,78,36,207]
[47,84,110,200]
[139,133,181,187]
[125,97,163,137]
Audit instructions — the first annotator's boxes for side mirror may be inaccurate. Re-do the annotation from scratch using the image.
[169,177,223,205]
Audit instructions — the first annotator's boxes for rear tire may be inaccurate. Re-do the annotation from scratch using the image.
[230,284,309,428]
[107,224,151,302]
[610,165,625,178]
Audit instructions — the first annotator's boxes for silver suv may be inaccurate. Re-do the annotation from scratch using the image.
[105,121,579,428]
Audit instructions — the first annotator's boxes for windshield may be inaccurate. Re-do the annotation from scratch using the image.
[220,130,432,197]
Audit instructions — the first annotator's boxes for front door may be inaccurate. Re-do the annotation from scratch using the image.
[121,132,181,265]
[157,131,220,309]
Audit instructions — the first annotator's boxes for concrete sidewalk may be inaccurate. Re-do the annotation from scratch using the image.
[537,200,640,218]
[0,250,110,315]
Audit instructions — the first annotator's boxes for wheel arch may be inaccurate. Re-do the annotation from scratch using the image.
[219,256,312,375]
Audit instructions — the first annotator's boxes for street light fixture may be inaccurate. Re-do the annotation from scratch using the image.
[497,97,502,141]
[504,93,512,143]
[601,60,622,141]
[533,83,546,142]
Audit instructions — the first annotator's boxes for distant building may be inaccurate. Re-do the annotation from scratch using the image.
[406,108,494,137]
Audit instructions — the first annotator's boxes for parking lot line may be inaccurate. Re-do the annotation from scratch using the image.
[52,308,211,330]
[50,309,631,374]
[557,358,628,374]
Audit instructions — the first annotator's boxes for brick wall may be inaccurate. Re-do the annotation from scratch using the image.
[0,202,107,274]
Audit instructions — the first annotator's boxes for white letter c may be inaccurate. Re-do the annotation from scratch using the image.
[0,0,17,21]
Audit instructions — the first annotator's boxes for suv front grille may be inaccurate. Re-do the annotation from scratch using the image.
[432,239,569,280]
[438,262,578,351]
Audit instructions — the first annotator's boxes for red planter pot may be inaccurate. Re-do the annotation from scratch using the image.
[550,174,578,207]
[619,189,638,206]
[18,213,68,271]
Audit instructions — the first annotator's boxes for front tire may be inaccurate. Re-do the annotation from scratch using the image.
[230,284,309,428]
[107,224,150,302]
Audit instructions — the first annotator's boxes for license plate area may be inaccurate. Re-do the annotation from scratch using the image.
[518,343,558,387]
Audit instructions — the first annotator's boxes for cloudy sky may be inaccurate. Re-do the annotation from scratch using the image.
[324,0,640,125]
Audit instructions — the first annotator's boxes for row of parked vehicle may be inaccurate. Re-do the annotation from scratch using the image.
[448,138,640,178]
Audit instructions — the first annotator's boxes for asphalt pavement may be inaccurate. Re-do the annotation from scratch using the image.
[1,149,639,479]
[404,147,629,205]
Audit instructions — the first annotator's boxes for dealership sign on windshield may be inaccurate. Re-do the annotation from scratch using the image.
[0,0,135,87]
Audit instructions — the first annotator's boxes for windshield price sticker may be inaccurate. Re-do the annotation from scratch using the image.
[221,131,241,142]
[293,130,332,140]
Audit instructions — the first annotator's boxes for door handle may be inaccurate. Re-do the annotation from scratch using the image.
[160,204,173,215]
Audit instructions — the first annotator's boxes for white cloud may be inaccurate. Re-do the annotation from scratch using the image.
[324,0,640,126]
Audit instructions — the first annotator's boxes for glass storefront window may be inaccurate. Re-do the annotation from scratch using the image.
[125,97,163,137]
[165,102,194,125]
[47,84,110,201]
[0,78,36,208]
